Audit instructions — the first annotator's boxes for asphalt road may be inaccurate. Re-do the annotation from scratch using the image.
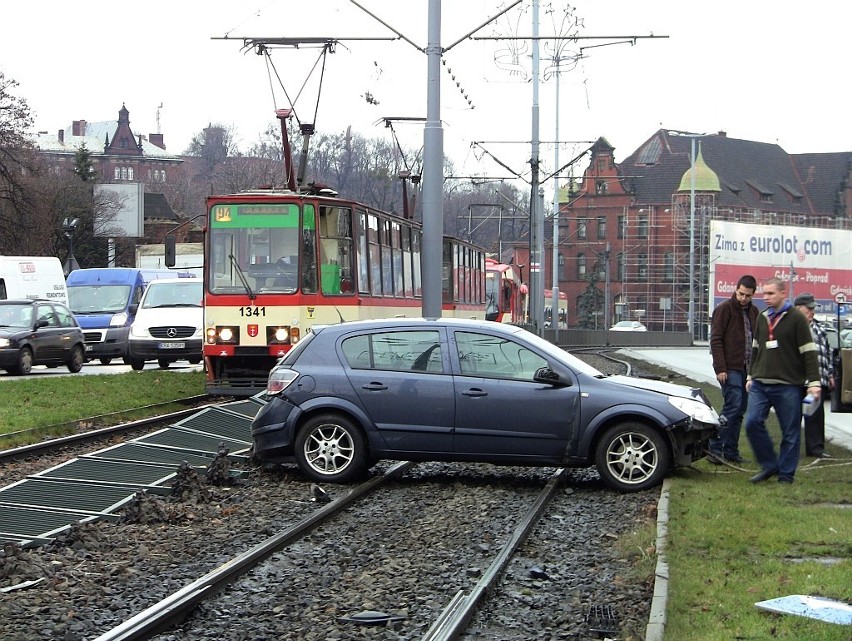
[0,360,203,381]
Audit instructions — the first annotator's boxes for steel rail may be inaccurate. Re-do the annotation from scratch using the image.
[420,467,570,641]
[0,396,215,461]
[91,461,416,641]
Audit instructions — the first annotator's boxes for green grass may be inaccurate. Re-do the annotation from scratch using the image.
[625,360,852,641]
[0,370,206,446]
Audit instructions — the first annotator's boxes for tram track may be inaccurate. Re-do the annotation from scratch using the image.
[0,350,657,641]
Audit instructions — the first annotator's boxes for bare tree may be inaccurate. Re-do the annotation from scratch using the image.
[0,72,39,254]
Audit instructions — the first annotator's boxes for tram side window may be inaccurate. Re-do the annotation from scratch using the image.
[381,219,393,296]
[442,241,453,304]
[391,221,404,297]
[411,230,422,297]
[357,212,369,294]
[318,205,354,295]
[367,214,382,295]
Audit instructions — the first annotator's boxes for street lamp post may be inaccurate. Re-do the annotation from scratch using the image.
[62,217,80,276]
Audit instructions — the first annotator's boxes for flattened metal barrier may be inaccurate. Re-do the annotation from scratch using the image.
[0,398,264,548]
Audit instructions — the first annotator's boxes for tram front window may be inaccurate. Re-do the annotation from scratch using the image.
[209,220,301,294]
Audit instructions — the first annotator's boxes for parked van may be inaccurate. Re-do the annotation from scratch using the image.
[127,278,203,370]
[66,268,194,364]
[0,256,67,305]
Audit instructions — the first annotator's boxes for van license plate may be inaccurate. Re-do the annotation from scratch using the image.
[84,345,93,352]
[158,342,185,349]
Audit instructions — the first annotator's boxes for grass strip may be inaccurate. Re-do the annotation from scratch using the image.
[626,360,851,641]
[0,370,206,444]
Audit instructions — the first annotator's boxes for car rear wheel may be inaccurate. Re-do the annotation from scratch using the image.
[9,347,33,376]
[67,345,85,373]
[595,422,669,492]
[294,413,367,483]
[99,357,112,365]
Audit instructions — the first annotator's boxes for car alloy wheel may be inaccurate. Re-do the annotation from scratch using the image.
[295,413,367,483]
[595,422,669,492]
[67,345,85,373]
[14,347,33,376]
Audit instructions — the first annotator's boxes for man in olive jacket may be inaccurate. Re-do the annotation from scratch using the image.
[745,277,821,484]
[709,275,759,463]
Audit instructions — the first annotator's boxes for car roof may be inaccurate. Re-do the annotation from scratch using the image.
[312,317,524,335]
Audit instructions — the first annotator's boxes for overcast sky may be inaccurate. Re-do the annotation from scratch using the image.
[3,0,848,189]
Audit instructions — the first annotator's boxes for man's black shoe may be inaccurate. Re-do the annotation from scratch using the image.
[749,468,778,483]
[816,452,833,459]
[724,455,746,464]
[778,477,794,484]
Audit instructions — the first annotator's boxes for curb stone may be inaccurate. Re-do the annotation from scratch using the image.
[645,477,670,641]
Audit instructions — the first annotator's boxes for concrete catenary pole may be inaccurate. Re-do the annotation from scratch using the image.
[421,0,444,318]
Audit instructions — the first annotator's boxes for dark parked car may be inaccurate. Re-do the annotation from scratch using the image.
[251,318,720,492]
[0,300,86,375]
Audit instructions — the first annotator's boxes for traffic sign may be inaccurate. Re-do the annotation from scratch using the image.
[835,292,847,304]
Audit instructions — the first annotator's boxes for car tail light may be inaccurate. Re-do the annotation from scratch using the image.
[266,366,299,395]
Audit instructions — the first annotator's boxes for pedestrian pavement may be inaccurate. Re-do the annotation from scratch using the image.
[619,345,852,452]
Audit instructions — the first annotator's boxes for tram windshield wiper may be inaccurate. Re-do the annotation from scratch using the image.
[229,254,256,300]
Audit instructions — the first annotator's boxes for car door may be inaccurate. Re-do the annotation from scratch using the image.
[32,303,63,361]
[342,328,455,454]
[451,329,579,458]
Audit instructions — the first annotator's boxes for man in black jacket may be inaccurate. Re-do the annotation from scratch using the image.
[708,274,758,463]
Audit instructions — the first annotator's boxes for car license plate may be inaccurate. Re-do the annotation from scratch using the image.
[158,342,185,349]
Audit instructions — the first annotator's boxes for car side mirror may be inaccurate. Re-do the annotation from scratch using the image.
[34,319,49,330]
[128,304,138,315]
[534,366,565,386]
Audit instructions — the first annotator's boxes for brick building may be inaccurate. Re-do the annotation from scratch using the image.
[33,105,196,254]
[513,130,852,337]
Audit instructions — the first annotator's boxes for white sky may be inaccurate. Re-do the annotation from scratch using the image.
[3,0,849,188]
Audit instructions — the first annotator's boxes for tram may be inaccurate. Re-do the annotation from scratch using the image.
[485,257,526,324]
[170,113,486,396]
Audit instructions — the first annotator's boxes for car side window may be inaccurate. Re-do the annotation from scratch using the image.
[341,330,443,372]
[53,305,76,328]
[36,304,59,328]
[454,331,547,380]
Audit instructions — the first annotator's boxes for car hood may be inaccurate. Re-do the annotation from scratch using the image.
[0,327,27,339]
[605,374,708,403]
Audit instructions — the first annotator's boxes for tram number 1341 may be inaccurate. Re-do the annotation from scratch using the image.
[239,306,267,317]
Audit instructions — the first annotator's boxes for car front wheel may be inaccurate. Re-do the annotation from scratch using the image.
[129,359,146,371]
[595,422,669,492]
[9,347,33,376]
[67,345,85,373]
[294,413,367,483]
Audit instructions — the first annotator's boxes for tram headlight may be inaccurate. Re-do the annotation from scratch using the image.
[206,326,239,344]
[266,326,291,344]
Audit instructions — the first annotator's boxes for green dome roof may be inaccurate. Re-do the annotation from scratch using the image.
[677,146,720,192]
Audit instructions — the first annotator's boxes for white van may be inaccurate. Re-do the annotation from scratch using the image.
[0,256,67,305]
[127,278,203,370]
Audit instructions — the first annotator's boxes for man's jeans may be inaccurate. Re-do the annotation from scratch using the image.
[710,370,747,459]
[745,380,803,481]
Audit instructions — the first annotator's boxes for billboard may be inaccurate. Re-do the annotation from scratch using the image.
[93,182,144,237]
[709,220,852,315]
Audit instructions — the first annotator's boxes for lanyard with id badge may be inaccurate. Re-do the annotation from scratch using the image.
[766,312,783,349]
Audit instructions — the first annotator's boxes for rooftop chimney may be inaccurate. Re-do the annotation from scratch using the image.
[58,130,64,144]
[72,120,87,136]
[149,133,165,149]
[717,130,727,137]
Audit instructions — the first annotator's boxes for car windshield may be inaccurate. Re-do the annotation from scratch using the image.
[505,325,604,377]
[68,285,131,313]
[141,281,202,308]
[0,303,33,327]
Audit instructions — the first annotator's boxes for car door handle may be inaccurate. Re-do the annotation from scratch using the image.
[362,382,388,391]
[462,388,488,397]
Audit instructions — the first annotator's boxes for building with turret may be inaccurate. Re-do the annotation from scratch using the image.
[513,130,852,337]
